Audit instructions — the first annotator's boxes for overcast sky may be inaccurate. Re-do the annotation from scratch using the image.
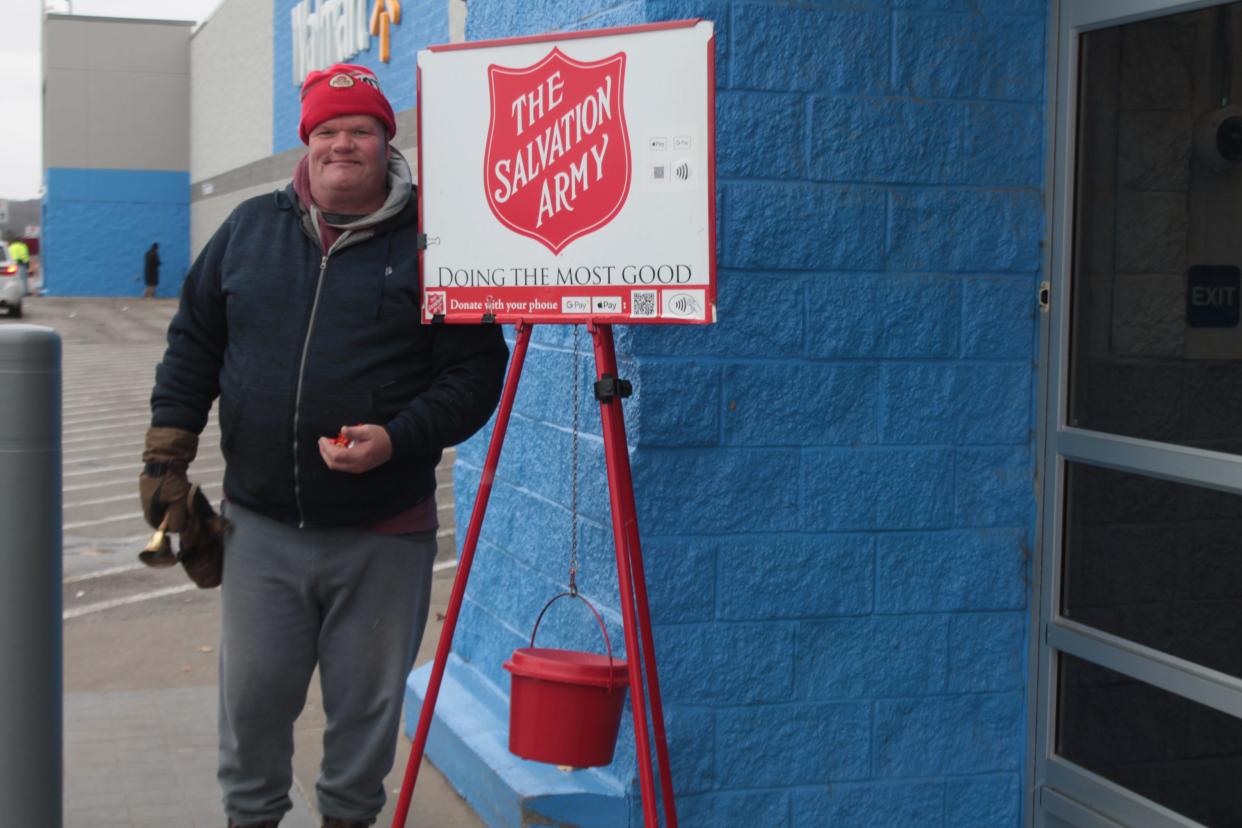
[0,0,225,202]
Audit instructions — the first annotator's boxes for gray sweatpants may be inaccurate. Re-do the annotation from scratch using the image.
[218,502,436,825]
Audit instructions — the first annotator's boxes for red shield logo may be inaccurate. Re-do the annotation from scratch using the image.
[485,48,630,255]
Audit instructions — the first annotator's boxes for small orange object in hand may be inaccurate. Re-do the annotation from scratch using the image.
[329,425,361,448]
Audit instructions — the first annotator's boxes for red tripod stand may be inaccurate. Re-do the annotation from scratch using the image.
[391,321,679,828]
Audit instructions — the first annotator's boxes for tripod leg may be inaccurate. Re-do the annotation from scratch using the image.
[390,321,533,828]
[590,322,679,827]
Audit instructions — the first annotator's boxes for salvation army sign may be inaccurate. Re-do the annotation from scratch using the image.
[418,20,715,325]
[485,49,630,254]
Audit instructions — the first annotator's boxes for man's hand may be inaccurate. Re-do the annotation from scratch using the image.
[318,424,393,474]
[138,426,199,531]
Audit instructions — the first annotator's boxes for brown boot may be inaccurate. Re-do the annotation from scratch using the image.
[322,818,369,828]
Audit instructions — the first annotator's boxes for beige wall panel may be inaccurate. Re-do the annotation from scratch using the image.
[191,180,285,260]
[42,67,89,167]
[191,0,273,181]
[84,70,190,170]
[44,18,89,70]
[44,16,190,172]
[85,21,190,74]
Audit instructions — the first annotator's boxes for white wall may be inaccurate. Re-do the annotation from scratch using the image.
[190,0,274,181]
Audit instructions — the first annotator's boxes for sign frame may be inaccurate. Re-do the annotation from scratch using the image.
[416,19,717,326]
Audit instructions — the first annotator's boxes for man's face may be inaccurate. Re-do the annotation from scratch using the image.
[307,114,390,210]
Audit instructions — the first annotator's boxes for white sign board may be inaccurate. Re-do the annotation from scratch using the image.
[417,20,716,325]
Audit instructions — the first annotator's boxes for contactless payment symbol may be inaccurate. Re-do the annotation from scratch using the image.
[484,48,631,254]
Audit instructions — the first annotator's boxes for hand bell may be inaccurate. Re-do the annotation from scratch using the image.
[139,515,178,568]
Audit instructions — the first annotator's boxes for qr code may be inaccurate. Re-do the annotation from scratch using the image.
[631,290,657,318]
[653,165,665,180]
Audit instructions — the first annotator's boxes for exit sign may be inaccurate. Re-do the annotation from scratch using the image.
[1187,265,1240,328]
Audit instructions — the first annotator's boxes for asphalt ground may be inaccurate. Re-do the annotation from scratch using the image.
[3,296,484,828]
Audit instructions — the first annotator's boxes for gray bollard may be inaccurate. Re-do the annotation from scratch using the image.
[0,325,62,827]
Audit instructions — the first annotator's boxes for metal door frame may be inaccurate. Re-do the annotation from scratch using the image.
[1032,2,1242,826]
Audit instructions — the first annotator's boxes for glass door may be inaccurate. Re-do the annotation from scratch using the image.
[1037,1,1242,826]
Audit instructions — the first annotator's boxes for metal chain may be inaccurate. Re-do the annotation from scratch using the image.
[569,325,580,596]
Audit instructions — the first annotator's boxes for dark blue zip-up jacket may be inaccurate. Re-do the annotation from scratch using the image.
[151,183,508,528]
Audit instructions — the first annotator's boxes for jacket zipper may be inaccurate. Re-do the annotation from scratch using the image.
[293,253,330,528]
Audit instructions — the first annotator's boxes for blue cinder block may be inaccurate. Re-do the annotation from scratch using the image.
[720,538,874,620]
[631,359,721,447]
[718,92,805,179]
[797,616,949,699]
[640,538,716,623]
[567,519,623,606]
[733,5,888,93]
[801,449,955,531]
[948,612,1026,693]
[662,706,716,794]
[723,362,878,446]
[470,479,572,570]
[718,535,874,620]
[724,182,886,271]
[805,274,961,359]
[810,96,964,184]
[793,781,945,828]
[894,0,1043,14]
[653,622,795,705]
[894,13,1044,101]
[717,703,871,786]
[963,103,1045,186]
[876,529,1027,612]
[889,188,1044,273]
[962,274,1038,358]
[873,693,1024,777]
[945,773,1023,828]
[625,272,806,358]
[677,791,790,827]
[43,169,189,298]
[471,0,643,40]
[634,448,801,533]
[511,345,576,427]
[954,446,1035,528]
[452,598,526,692]
[880,363,1031,445]
[493,417,611,523]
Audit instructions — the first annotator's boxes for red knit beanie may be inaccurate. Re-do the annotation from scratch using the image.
[299,63,397,144]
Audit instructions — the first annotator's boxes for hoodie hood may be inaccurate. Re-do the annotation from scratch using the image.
[293,146,414,252]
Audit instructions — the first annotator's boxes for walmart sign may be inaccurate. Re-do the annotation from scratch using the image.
[290,0,401,85]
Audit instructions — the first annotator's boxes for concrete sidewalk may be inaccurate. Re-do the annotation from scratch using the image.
[63,565,486,828]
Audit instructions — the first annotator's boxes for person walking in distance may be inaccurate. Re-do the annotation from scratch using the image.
[143,242,160,298]
[138,64,508,828]
[8,237,30,296]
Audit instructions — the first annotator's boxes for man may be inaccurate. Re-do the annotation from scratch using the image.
[140,64,508,828]
[8,237,30,296]
[142,242,160,298]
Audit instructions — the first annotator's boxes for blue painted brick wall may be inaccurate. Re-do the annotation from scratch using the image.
[42,168,189,298]
[451,1,1047,825]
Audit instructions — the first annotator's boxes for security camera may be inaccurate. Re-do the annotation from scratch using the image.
[1194,105,1242,171]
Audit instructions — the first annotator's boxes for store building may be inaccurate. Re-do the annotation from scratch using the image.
[40,1,1242,826]
[42,15,192,297]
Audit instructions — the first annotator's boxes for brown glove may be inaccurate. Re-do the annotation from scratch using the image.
[177,483,228,589]
[138,426,198,532]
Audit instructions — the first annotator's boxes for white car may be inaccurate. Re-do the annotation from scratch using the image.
[0,248,23,318]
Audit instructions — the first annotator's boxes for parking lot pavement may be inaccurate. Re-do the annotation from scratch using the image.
[5,297,484,828]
